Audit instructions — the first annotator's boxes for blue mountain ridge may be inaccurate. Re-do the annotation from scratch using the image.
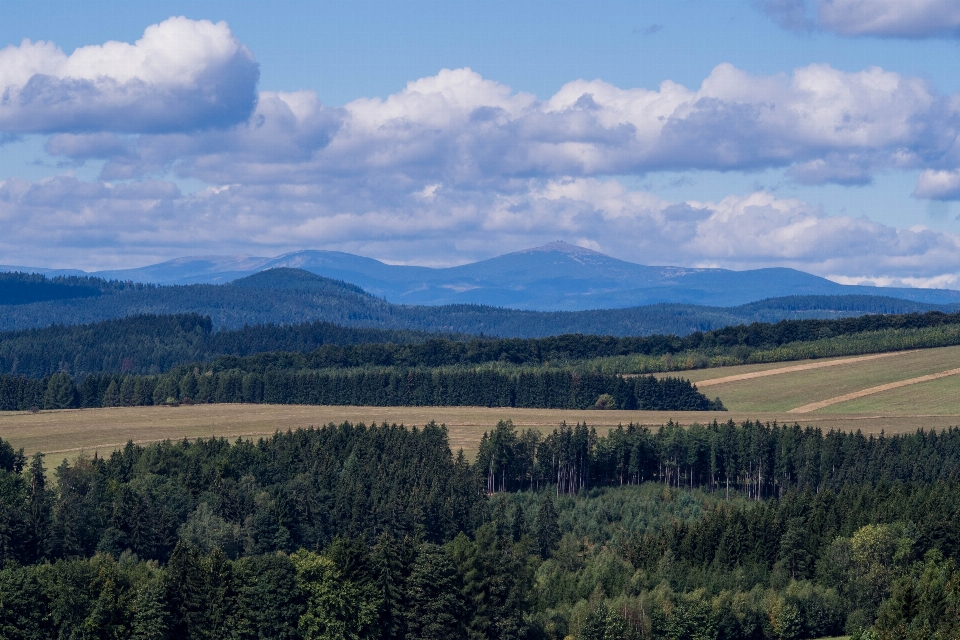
[4,241,960,311]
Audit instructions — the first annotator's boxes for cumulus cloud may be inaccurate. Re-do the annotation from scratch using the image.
[0,17,259,133]
[914,169,960,199]
[7,24,960,282]
[5,172,960,287]
[762,0,960,38]
[46,64,960,189]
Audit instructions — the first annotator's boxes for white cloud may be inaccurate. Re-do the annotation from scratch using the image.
[762,0,960,38]
[0,17,259,133]
[914,168,960,199]
[7,24,960,282]
[4,172,960,286]
[820,0,960,37]
[49,63,958,190]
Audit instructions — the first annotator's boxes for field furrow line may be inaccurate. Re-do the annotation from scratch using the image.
[694,350,914,388]
[789,366,960,413]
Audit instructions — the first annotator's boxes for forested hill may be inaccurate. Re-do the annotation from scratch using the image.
[0,272,143,305]
[0,268,955,336]
[0,314,447,378]
[5,305,960,378]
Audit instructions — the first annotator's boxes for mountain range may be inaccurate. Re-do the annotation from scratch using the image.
[0,268,955,337]
[6,241,960,311]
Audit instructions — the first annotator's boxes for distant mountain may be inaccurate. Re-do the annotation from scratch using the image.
[0,269,955,337]
[8,242,960,310]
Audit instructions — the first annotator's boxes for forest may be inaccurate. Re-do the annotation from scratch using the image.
[10,304,960,413]
[0,368,724,412]
[4,306,960,379]
[1,420,958,639]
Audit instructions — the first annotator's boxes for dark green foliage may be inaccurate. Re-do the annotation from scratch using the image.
[0,313,437,378]
[449,524,533,640]
[6,418,960,638]
[131,574,169,640]
[404,543,465,640]
[0,439,24,474]
[43,372,76,409]
[0,423,480,568]
[0,368,721,412]
[0,272,105,305]
[7,304,960,379]
[0,564,51,639]
[535,496,561,559]
[370,532,410,640]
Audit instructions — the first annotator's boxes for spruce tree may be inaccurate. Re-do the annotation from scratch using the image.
[101,379,120,407]
[535,494,561,559]
[404,543,463,640]
[26,452,50,562]
[371,532,406,640]
[43,372,76,409]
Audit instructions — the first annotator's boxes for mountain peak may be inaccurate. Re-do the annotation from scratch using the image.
[517,241,607,258]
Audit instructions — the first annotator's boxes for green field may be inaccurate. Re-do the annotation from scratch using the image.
[672,345,960,414]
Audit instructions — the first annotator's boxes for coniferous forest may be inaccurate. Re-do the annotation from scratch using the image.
[1,420,960,639]
[3,308,960,379]
[0,368,723,412]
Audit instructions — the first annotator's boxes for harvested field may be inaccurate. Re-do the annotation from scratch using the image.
[1,403,957,463]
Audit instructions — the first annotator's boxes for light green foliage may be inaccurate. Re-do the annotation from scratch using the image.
[177,503,241,557]
[291,549,377,640]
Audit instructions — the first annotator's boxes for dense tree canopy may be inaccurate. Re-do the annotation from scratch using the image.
[2,420,960,637]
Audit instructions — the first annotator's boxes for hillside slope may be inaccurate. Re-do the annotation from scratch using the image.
[9,241,960,309]
[0,269,956,337]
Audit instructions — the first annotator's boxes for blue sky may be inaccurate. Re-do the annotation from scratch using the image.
[4,0,960,288]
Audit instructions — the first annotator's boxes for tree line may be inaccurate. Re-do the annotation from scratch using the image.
[0,314,440,378]
[477,419,960,498]
[0,368,724,412]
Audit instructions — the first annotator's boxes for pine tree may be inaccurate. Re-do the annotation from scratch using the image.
[371,532,406,640]
[101,379,120,407]
[404,543,463,640]
[511,503,527,543]
[25,452,50,562]
[43,372,76,409]
[535,494,561,559]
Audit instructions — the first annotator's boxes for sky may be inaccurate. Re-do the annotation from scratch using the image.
[5,1,960,288]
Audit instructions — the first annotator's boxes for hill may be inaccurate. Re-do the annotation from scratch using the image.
[4,295,960,380]
[9,241,960,309]
[0,269,956,337]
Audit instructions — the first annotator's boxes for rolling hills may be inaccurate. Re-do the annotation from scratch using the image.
[0,268,957,337]
[8,241,960,309]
